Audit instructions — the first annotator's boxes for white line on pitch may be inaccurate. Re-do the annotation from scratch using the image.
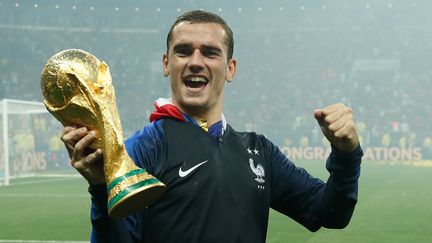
[11,177,81,186]
[0,240,88,243]
[0,194,88,198]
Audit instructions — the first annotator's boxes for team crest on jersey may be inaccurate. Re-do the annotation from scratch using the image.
[247,148,265,189]
[249,158,265,183]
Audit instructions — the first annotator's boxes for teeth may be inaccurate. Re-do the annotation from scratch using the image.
[188,76,207,82]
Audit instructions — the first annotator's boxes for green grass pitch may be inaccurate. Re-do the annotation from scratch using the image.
[0,161,431,242]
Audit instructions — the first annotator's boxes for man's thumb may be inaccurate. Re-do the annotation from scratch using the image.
[314,109,325,127]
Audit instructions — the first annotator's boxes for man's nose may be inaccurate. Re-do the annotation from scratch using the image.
[188,49,205,72]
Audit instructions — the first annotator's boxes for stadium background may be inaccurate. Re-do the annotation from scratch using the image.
[0,0,431,242]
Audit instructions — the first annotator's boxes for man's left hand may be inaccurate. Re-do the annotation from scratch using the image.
[314,103,359,152]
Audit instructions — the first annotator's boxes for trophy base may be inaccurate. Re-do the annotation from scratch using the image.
[107,169,166,218]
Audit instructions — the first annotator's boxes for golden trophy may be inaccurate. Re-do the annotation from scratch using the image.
[40,49,165,217]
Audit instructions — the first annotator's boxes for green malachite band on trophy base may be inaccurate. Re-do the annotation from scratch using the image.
[107,168,147,191]
[107,177,161,210]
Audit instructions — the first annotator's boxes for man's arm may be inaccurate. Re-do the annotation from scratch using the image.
[268,139,362,231]
[313,103,363,228]
[89,184,141,242]
[61,126,141,242]
[269,103,362,231]
[318,144,362,229]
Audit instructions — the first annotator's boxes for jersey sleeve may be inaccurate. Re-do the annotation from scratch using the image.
[89,120,165,242]
[124,119,165,175]
[89,184,142,242]
[265,135,363,231]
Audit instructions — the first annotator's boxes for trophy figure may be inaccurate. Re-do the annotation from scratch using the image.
[40,49,165,217]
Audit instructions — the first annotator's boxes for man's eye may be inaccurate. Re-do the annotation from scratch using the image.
[176,49,191,56]
[204,50,219,57]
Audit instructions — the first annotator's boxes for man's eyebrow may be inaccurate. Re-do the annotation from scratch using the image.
[172,43,192,52]
[172,43,222,54]
[202,45,222,54]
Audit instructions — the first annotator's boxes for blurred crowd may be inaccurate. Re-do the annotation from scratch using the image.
[1,2,432,159]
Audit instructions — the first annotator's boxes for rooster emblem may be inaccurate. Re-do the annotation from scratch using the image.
[249,158,265,183]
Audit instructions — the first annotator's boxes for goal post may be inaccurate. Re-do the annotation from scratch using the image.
[0,99,72,186]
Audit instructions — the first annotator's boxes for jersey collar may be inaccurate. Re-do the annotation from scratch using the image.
[150,98,226,137]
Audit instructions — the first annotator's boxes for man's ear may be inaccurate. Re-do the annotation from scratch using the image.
[225,58,237,82]
[162,53,169,77]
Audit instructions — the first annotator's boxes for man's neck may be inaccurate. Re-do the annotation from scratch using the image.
[184,112,226,136]
[187,112,222,128]
[175,103,223,128]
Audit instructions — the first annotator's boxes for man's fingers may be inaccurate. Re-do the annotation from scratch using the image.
[327,116,346,134]
[328,109,345,123]
[314,109,327,128]
[71,149,105,184]
[61,127,88,144]
[73,131,98,159]
[315,103,345,125]
[62,125,77,135]
[61,126,90,158]
[319,103,341,115]
[333,120,356,140]
[314,103,359,151]
[60,125,105,185]
[71,148,103,170]
[327,111,353,130]
[316,105,353,126]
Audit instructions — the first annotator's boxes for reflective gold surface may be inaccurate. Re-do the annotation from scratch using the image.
[40,49,165,217]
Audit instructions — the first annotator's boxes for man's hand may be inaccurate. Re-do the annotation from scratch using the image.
[314,103,359,152]
[61,126,105,185]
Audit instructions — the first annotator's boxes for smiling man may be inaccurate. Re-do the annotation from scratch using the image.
[61,10,363,243]
[163,20,236,124]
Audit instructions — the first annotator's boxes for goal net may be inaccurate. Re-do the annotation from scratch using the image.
[0,99,73,186]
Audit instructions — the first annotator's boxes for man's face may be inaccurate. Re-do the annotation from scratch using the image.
[163,22,236,117]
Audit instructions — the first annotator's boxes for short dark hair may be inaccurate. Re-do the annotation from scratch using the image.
[166,10,234,60]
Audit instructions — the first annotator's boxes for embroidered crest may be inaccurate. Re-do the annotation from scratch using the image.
[249,158,265,183]
[247,147,265,188]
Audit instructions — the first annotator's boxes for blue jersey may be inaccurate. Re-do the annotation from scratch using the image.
[89,117,362,243]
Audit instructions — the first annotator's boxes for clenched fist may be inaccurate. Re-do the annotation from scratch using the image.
[314,103,359,152]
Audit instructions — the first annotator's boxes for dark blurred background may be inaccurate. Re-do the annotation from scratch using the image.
[1,0,432,157]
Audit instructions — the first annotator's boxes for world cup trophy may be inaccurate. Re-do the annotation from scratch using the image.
[40,49,165,217]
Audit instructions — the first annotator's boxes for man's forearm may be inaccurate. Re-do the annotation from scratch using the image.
[89,185,137,243]
[319,145,363,228]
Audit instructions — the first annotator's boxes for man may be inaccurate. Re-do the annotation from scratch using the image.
[61,10,363,243]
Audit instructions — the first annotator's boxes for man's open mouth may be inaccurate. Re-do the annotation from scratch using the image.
[184,76,208,89]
